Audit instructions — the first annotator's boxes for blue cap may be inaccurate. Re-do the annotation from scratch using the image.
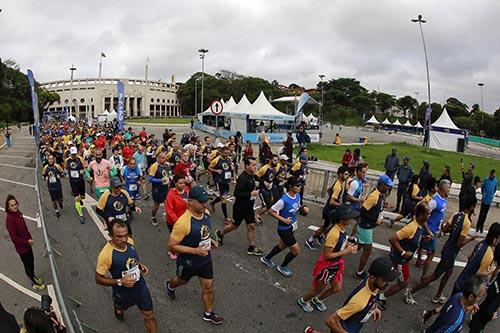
[189,185,210,203]
[299,154,308,161]
[379,174,394,187]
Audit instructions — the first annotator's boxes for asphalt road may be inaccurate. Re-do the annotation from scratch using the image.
[1,126,499,333]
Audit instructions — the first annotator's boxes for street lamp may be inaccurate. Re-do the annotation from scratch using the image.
[411,14,431,147]
[478,82,484,134]
[318,74,325,140]
[194,77,201,116]
[69,65,77,117]
[198,48,209,117]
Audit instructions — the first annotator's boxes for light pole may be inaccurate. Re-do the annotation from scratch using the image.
[411,14,431,146]
[198,48,208,118]
[69,65,77,117]
[194,77,201,116]
[318,74,325,140]
[478,82,484,134]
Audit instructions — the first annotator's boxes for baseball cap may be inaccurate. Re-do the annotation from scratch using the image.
[332,203,360,220]
[279,154,288,160]
[216,142,225,149]
[189,186,210,203]
[368,257,400,282]
[110,176,123,187]
[287,176,301,187]
[379,174,394,187]
[69,147,78,155]
[68,140,73,145]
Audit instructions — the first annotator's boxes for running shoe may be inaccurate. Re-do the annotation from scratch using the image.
[215,230,224,245]
[260,256,275,268]
[277,265,293,277]
[164,280,176,300]
[422,310,433,324]
[377,297,387,311]
[354,271,368,280]
[33,277,44,285]
[311,297,327,312]
[55,211,60,219]
[247,246,264,256]
[143,194,150,200]
[389,218,395,228]
[297,298,314,313]
[304,327,316,333]
[151,218,159,227]
[202,311,224,325]
[32,283,46,290]
[305,238,320,251]
[431,295,447,304]
[79,216,85,224]
[404,288,417,305]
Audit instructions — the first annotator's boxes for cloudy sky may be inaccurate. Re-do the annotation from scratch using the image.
[1,0,499,113]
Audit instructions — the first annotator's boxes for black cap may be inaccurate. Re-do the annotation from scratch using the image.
[287,176,301,187]
[189,186,210,203]
[368,257,400,281]
[332,203,360,220]
[110,176,123,188]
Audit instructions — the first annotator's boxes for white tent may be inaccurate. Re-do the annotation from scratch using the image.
[429,107,465,152]
[415,121,423,128]
[101,109,110,116]
[381,118,392,125]
[241,91,295,122]
[107,109,117,121]
[393,119,402,126]
[226,95,252,132]
[366,115,379,125]
[67,115,76,122]
[401,119,411,127]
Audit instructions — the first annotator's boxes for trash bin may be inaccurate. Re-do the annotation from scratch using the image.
[457,138,465,153]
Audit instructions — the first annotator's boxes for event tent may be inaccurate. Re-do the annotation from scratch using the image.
[240,91,295,121]
[401,119,411,127]
[381,118,392,125]
[366,115,379,125]
[107,109,117,121]
[429,107,465,152]
[415,121,423,128]
[393,119,402,126]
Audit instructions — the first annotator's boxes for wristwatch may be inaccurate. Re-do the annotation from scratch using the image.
[117,279,122,287]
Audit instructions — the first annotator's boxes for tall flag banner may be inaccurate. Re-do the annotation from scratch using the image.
[116,80,125,131]
[63,105,69,121]
[424,106,432,126]
[27,69,40,143]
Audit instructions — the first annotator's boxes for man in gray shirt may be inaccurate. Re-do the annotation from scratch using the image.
[393,156,413,213]
[384,147,400,181]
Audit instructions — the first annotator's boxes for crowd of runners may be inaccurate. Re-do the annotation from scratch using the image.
[6,119,498,333]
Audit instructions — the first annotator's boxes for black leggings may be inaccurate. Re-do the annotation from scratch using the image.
[19,248,36,283]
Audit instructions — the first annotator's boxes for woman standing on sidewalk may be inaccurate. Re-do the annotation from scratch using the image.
[4,194,46,290]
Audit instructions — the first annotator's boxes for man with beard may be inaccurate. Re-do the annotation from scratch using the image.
[87,149,114,200]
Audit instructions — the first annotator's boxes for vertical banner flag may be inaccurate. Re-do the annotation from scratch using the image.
[63,105,69,121]
[27,70,40,143]
[116,80,125,131]
[424,106,432,127]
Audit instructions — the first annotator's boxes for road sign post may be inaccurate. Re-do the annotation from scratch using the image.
[210,100,223,137]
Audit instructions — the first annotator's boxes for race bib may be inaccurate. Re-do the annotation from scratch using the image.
[129,184,137,191]
[49,176,57,183]
[292,222,298,232]
[70,170,80,178]
[115,213,127,221]
[224,171,232,180]
[199,238,211,251]
[121,265,140,282]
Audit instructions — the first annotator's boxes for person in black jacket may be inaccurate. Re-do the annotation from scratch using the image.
[0,302,19,333]
[215,157,263,256]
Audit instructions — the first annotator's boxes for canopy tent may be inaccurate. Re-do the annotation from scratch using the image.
[392,119,402,126]
[401,119,412,127]
[429,107,465,152]
[67,115,76,122]
[240,91,295,121]
[271,96,299,103]
[296,93,321,114]
[381,118,392,125]
[101,109,110,115]
[365,115,379,125]
[415,121,423,128]
[107,109,117,121]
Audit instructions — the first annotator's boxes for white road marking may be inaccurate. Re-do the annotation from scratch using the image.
[83,195,110,241]
[0,207,39,223]
[0,177,36,188]
[235,263,288,293]
[306,225,467,267]
[0,272,42,301]
[0,163,35,170]
[47,284,64,326]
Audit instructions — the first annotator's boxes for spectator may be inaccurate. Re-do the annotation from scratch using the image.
[243,140,254,158]
[283,132,294,163]
[5,130,12,148]
[476,169,497,234]
[334,133,342,145]
[459,162,475,211]
[419,160,432,196]
[351,148,364,166]
[394,156,413,213]
[439,165,452,186]
[259,139,272,166]
[341,149,353,167]
[384,147,400,181]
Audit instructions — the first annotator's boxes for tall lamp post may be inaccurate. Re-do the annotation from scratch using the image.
[411,14,431,147]
[318,74,325,140]
[69,65,77,117]
[198,48,208,118]
[478,82,484,134]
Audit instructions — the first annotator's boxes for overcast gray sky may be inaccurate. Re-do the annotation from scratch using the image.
[1,0,499,113]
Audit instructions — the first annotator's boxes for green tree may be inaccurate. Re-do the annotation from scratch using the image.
[396,95,418,119]
[350,94,376,114]
[370,91,396,113]
[445,97,468,118]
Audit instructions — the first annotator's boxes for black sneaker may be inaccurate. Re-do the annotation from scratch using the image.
[215,230,224,245]
[203,311,223,325]
[247,246,264,256]
[377,297,387,311]
[55,211,60,219]
[354,271,368,280]
[164,280,176,300]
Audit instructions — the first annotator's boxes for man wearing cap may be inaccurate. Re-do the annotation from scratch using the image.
[394,156,413,213]
[42,154,65,219]
[66,146,87,224]
[304,257,399,333]
[148,152,171,227]
[355,175,393,280]
[164,186,223,325]
[96,176,142,233]
[298,204,359,313]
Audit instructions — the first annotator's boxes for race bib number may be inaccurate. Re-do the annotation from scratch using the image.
[292,222,298,232]
[199,238,211,251]
[129,184,137,191]
[224,171,232,180]
[70,170,79,178]
[49,176,57,183]
[121,265,140,282]
[115,213,127,221]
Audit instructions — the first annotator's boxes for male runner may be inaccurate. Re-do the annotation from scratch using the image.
[65,146,87,224]
[42,154,65,219]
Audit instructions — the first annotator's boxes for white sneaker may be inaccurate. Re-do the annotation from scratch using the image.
[404,288,417,305]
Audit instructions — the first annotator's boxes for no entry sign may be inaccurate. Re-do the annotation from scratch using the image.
[210,100,223,115]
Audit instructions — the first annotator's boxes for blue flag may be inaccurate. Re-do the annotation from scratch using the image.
[27,70,40,143]
[116,80,125,131]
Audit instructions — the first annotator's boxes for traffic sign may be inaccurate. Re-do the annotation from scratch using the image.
[210,100,223,115]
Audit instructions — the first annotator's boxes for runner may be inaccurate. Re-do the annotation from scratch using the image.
[390,174,422,227]
[304,256,399,333]
[407,196,477,305]
[65,146,87,224]
[173,149,196,190]
[298,204,359,313]
[306,166,349,251]
[165,174,189,260]
[290,154,308,206]
[133,144,149,200]
[345,163,368,236]
[109,146,125,174]
[273,154,289,202]
[164,186,223,325]
[354,175,393,280]
[377,202,430,309]
[260,176,309,277]
[148,152,171,227]
[96,177,142,234]
[41,154,65,219]
[122,157,144,201]
[255,154,278,224]
[87,149,114,200]
[208,146,235,222]
[215,156,263,256]
[95,220,158,332]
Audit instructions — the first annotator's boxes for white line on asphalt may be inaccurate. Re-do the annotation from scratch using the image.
[0,163,35,170]
[47,284,64,326]
[0,155,34,160]
[235,263,289,293]
[84,197,111,241]
[0,272,42,301]
[0,143,5,149]
[306,225,467,268]
[0,177,36,188]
